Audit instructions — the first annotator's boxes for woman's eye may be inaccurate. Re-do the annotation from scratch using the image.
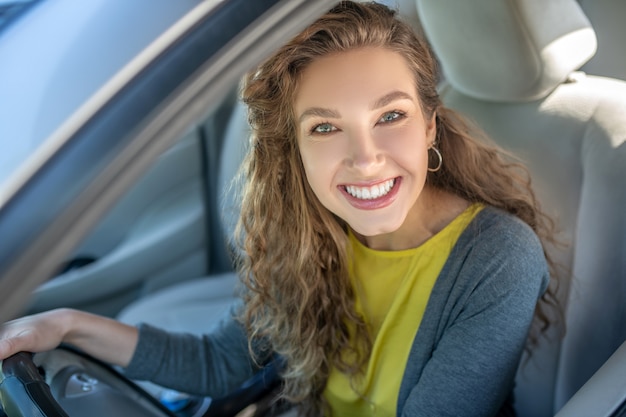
[311,123,336,135]
[378,111,404,124]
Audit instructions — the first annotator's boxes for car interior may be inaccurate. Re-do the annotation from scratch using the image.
[1,0,625,416]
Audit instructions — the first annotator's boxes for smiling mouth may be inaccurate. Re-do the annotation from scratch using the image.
[344,178,396,200]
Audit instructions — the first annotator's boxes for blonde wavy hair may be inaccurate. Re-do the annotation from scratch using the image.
[235,1,561,415]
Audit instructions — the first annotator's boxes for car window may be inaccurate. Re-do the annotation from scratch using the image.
[0,0,201,188]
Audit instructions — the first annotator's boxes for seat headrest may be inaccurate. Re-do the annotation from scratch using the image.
[416,0,597,102]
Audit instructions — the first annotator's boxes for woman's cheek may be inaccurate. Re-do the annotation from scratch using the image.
[300,135,346,170]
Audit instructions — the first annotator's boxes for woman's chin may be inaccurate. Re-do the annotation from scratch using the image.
[349,221,404,242]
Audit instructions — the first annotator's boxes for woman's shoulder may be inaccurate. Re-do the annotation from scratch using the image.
[467,206,543,255]
[451,205,550,294]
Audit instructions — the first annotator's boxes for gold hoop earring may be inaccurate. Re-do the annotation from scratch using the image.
[428,146,442,173]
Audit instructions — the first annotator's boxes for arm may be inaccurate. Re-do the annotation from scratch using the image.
[0,308,138,367]
[400,214,549,417]
[123,301,259,397]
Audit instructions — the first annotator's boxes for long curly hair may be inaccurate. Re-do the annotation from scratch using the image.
[236,1,561,415]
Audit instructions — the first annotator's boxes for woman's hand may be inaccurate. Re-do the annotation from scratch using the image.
[0,309,72,360]
[0,308,139,367]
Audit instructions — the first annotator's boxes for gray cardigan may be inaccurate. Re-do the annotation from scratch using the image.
[125,207,549,416]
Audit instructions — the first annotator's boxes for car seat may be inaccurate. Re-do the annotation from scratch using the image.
[414,0,626,415]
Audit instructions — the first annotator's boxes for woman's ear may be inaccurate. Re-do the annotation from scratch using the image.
[427,112,437,144]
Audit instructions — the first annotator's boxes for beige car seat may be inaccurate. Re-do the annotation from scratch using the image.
[415,0,626,415]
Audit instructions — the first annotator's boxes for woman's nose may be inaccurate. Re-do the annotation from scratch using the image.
[346,130,383,172]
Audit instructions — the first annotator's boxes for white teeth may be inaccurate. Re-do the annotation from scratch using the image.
[345,179,395,200]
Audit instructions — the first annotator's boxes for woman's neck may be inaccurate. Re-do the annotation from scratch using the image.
[353,187,470,251]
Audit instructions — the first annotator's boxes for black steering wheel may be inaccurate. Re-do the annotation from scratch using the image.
[0,351,69,417]
[0,348,282,417]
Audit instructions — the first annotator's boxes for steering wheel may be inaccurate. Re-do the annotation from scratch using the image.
[0,351,69,417]
[0,348,282,417]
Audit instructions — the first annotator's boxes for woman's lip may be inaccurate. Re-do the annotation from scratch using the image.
[339,177,401,210]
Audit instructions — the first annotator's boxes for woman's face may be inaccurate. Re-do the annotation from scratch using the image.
[294,47,436,240]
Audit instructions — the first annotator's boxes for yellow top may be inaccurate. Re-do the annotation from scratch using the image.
[324,204,483,417]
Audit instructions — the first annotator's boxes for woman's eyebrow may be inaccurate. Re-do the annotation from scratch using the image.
[298,107,340,123]
[297,91,414,123]
[370,90,414,110]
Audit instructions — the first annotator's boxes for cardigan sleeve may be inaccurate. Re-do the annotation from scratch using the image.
[399,211,550,417]
[123,301,257,398]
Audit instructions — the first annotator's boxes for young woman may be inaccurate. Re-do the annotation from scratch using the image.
[0,2,559,416]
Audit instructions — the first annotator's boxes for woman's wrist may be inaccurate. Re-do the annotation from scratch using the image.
[56,308,88,346]
[60,309,138,367]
